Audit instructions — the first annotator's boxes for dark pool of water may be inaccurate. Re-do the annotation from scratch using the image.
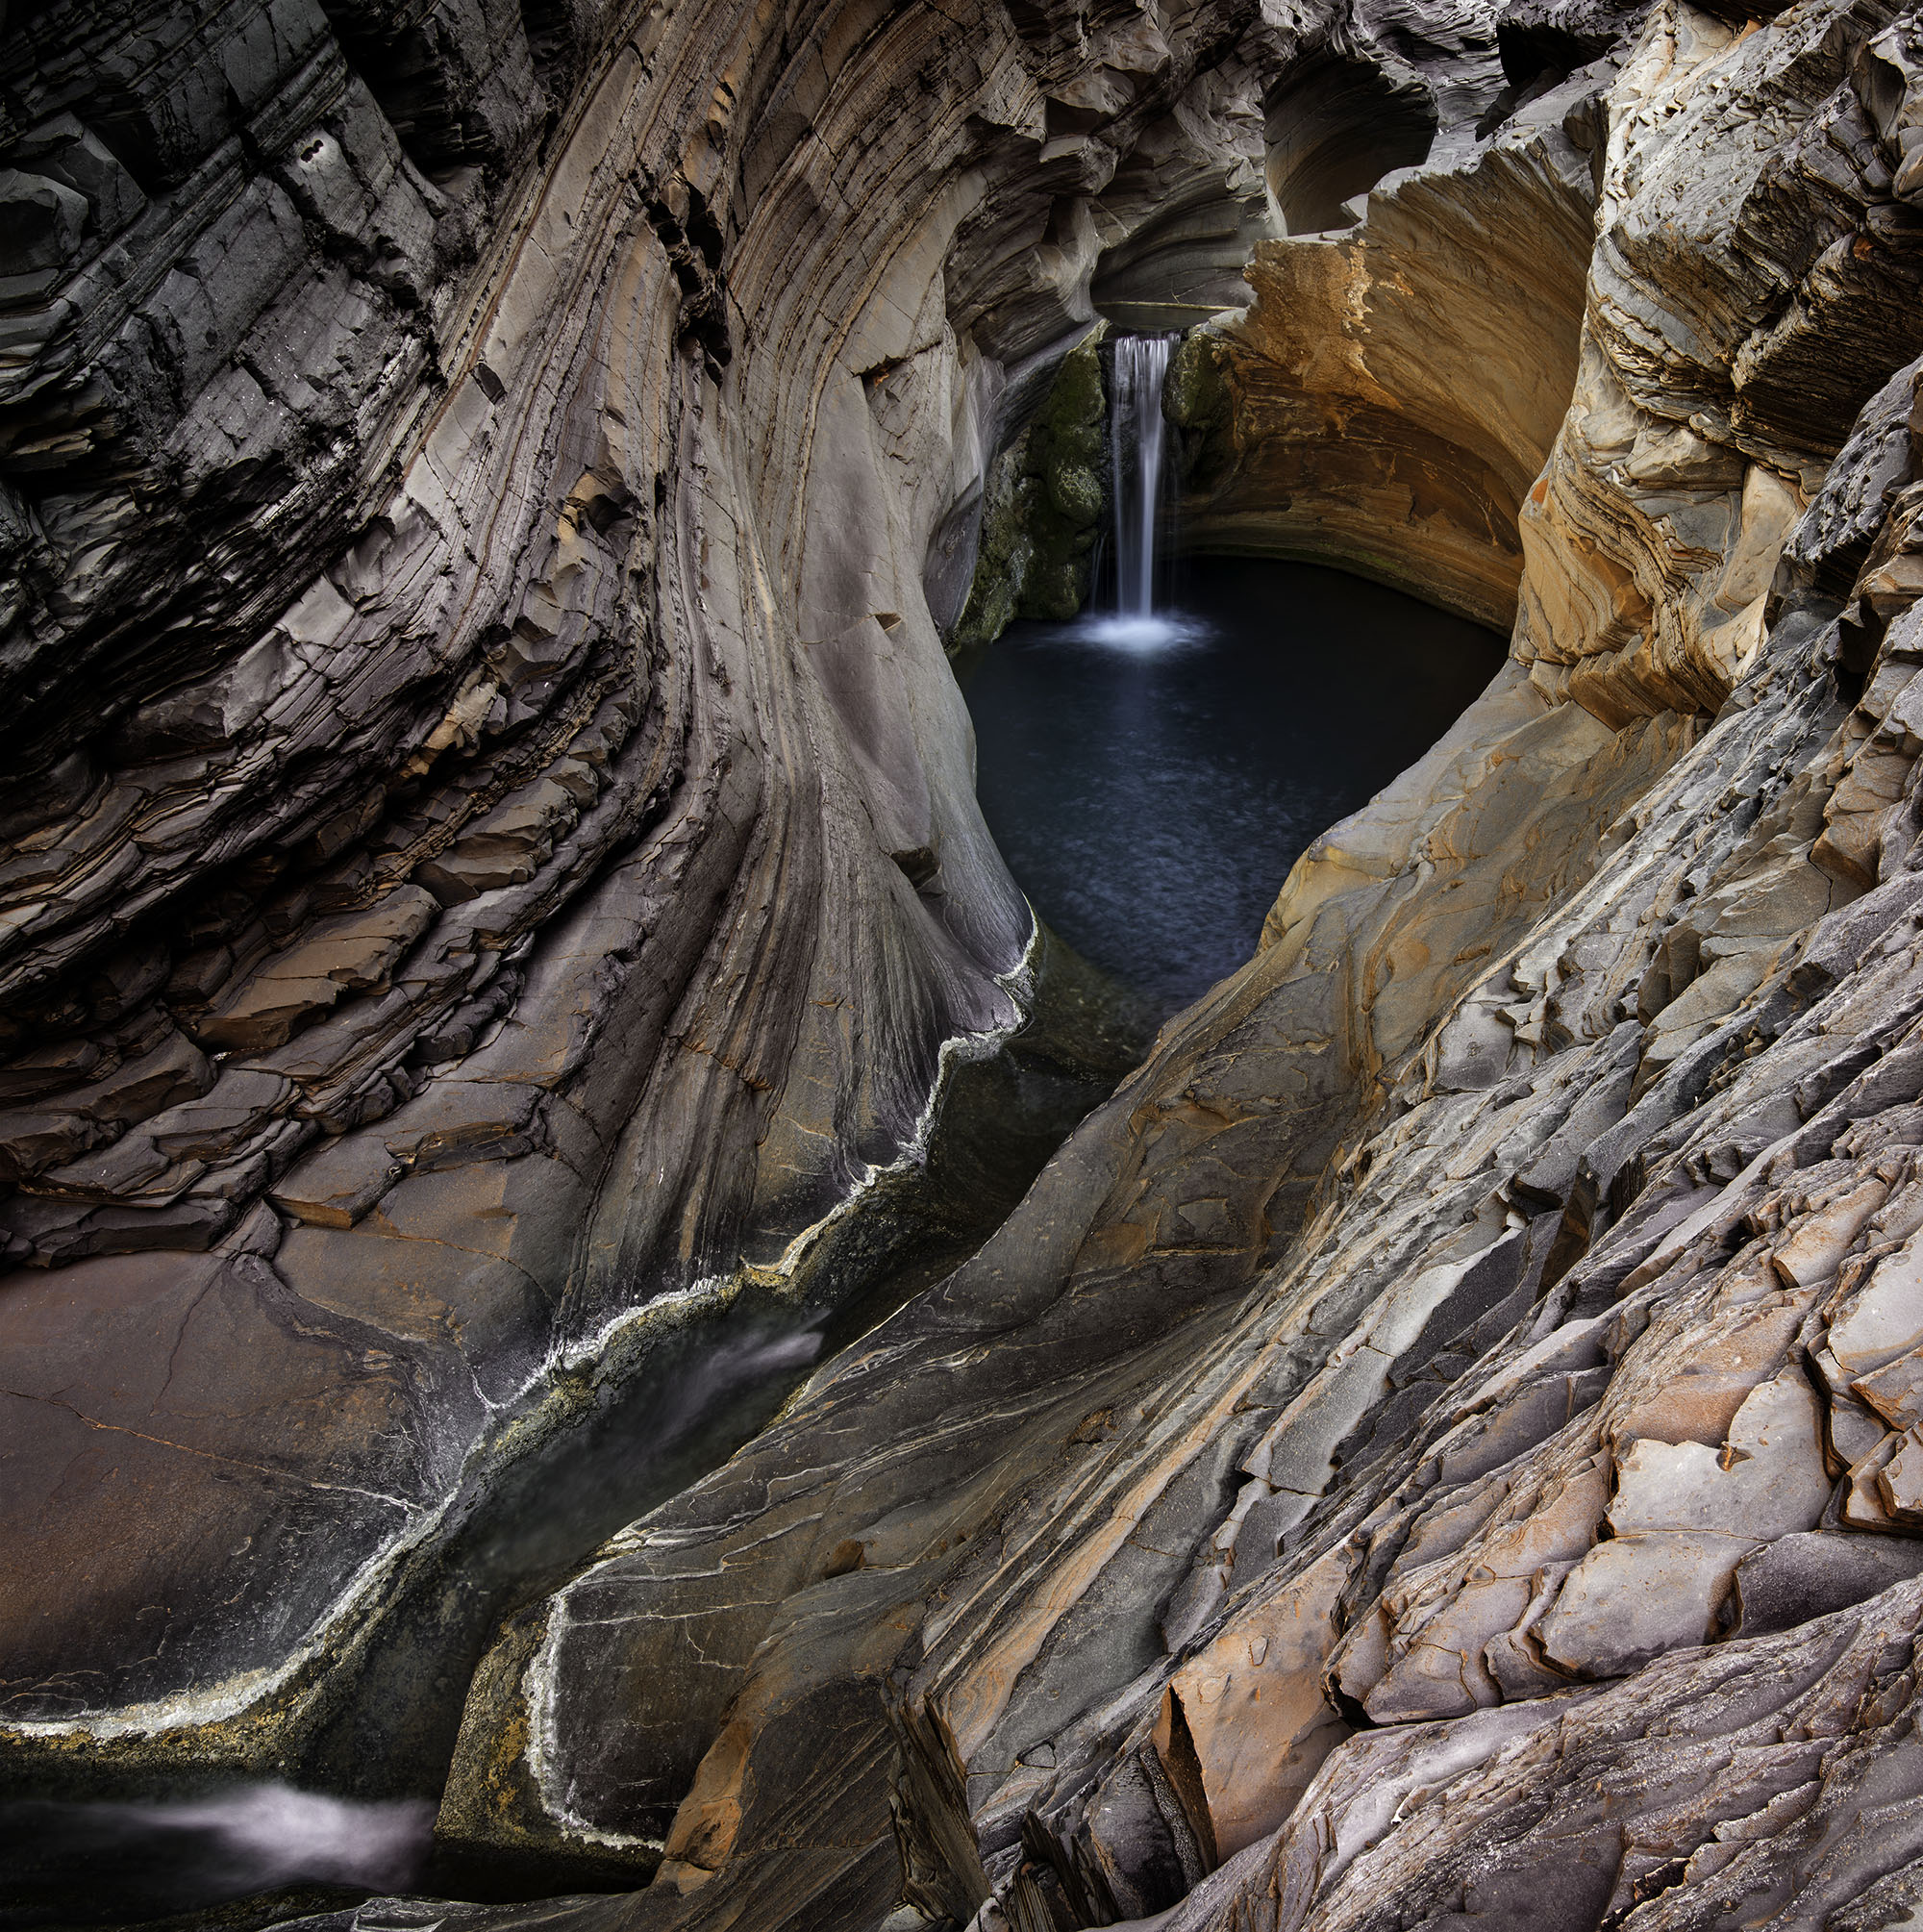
[959,557,1507,1016]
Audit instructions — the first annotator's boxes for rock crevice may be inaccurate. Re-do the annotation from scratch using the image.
[12,1,1923,1932]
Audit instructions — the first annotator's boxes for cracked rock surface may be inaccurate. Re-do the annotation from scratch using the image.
[12,0,1923,1927]
[417,2,1923,1929]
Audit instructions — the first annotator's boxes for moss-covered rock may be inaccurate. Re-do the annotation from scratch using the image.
[950,325,1109,648]
[1163,326,1232,488]
[1044,456,1104,527]
[1020,548,1087,621]
[950,437,1038,649]
[1163,328,1227,430]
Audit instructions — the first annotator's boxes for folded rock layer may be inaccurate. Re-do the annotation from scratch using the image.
[11,0,1923,1927]
[429,2,1923,1928]
[0,0,1261,1769]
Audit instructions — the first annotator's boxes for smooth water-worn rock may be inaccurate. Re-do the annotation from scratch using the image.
[418,3,1923,1928]
[0,0,1266,1784]
[1167,49,1605,633]
[13,0,1923,1927]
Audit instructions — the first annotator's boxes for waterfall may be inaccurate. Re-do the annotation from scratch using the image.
[1110,334,1174,620]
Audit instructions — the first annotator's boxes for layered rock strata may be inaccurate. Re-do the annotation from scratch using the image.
[409,3,1923,1929]
[1166,58,1603,632]
[12,0,1923,1930]
[0,0,1265,1780]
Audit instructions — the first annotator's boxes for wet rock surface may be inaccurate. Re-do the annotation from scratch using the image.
[12,0,1923,1928]
[950,328,1111,648]
[0,0,1247,1780]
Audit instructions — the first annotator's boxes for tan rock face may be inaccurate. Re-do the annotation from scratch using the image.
[9,0,1923,1928]
[1514,0,1923,726]
[1167,1548,1353,1860]
[1171,84,1602,633]
[1606,1371,1831,1541]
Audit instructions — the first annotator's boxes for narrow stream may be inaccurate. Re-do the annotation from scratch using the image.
[0,934,1149,1930]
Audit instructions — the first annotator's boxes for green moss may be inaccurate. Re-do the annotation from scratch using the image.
[1037,331,1107,453]
[949,324,1110,650]
[1022,550,1086,620]
[951,436,1040,651]
[1163,329,1228,432]
[1044,455,1103,527]
[1163,327,1234,492]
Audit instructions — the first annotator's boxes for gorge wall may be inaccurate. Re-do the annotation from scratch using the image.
[0,0,1261,1772]
[9,0,1923,1930]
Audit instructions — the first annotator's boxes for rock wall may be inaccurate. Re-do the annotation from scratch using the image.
[1167,61,1603,632]
[0,0,1270,1778]
[11,1,1923,1931]
[412,2,1923,1929]
[949,325,1110,649]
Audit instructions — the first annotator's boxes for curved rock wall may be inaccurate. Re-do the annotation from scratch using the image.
[412,3,1923,1929]
[1518,0,1923,722]
[11,2,1923,1932]
[0,0,1271,1775]
[1169,57,1602,631]
[1262,44,1436,235]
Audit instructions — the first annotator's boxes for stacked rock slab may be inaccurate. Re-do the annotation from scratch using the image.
[407,3,1923,1930]
[12,0,1923,1929]
[0,0,1274,1776]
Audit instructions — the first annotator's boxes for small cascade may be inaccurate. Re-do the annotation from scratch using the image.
[1101,334,1180,646]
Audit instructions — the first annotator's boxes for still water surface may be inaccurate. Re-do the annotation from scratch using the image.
[961,557,1508,1016]
[2,559,1499,1928]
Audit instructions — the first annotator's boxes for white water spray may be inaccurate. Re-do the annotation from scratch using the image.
[3,1783,437,1916]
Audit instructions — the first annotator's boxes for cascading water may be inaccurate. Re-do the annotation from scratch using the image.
[1099,333,1179,647]
[968,330,1506,1013]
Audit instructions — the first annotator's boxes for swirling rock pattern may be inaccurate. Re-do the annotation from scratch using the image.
[429,2,1923,1929]
[1169,56,1603,631]
[0,0,1258,1766]
[12,0,1923,1929]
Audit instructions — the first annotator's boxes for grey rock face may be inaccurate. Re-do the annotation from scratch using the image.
[0,0,1266,1776]
[12,1,1923,1932]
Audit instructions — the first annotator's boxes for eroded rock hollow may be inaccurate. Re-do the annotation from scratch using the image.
[8,0,1923,1924]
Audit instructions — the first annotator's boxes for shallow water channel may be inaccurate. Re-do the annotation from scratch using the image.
[0,932,1150,1928]
[4,558,1502,1930]
[959,555,1508,1016]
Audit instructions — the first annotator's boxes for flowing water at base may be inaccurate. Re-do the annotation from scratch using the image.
[0,1786,437,1928]
[0,937,1150,1931]
[959,556,1509,1016]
